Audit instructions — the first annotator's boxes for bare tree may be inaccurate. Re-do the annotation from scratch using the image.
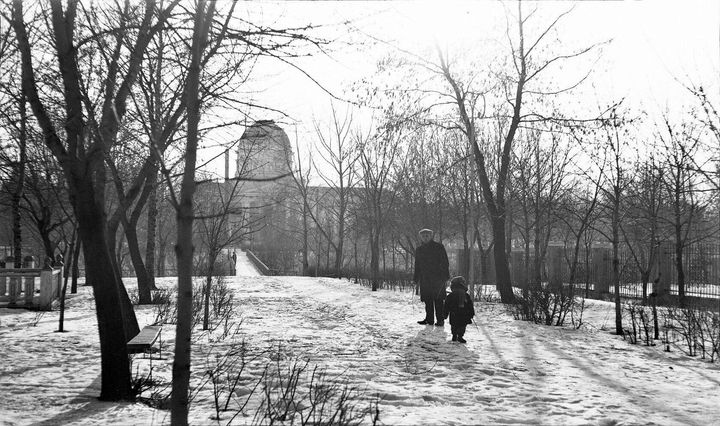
[557,173,601,297]
[512,130,573,293]
[434,1,603,303]
[393,126,448,260]
[656,114,711,304]
[588,107,634,336]
[357,122,404,290]
[443,130,480,283]
[194,178,257,330]
[621,157,665,302]
[286,135,314,275]
[10,0,178,400]
[168,0,218,421]
[311,103,360,276]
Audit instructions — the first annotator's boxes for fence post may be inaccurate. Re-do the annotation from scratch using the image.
[23,255,37,307]
[6,256,18,306]
[39,256,54,310]
[592,247,610,294]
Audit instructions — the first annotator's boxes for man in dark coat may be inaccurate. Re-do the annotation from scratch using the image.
[413,228,450,326]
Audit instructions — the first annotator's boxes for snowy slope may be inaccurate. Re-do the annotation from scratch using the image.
[1,269,719,425]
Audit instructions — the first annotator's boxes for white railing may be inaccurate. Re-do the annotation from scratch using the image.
[0,257,63,310]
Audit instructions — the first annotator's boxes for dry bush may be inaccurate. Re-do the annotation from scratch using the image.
[150,279,235,330]
[663,304,720,362]
[473,285,499,303]
[510,283,584,327]
[191,341,379,425]
[622,302,655,346]
[252,356,379,426]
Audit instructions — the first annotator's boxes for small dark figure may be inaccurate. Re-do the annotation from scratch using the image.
[444,276,475,343]
[413,228,450,326]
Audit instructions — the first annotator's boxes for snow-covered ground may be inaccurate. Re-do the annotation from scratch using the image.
[1,252,719,425]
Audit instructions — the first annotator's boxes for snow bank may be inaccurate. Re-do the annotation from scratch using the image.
[1,275,719,425]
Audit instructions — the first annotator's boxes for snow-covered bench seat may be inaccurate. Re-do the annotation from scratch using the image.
[127,325,162,356]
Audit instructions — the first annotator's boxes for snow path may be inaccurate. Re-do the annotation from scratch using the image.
[0,274,719,425]
[234,250,261,277]
[237,276,720,425]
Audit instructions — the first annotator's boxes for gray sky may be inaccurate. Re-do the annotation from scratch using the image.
[201,0,720,178]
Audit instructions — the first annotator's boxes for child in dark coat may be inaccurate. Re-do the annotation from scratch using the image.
[443,276,475,343]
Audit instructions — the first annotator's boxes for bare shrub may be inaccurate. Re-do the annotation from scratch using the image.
[151,279,234,329]
[622,302,655,346]
[354,276,414,292]
[473,285,499,302]
[206,277,235,332]
[29,310,46,327]
[570,298,586,330]
[188,343,382,425]
[252,356,378,426]
[195,338,268,420]
[130,356,171,409]
[511,283,583,327]
[664,303,720,361]
[129,287,173,306]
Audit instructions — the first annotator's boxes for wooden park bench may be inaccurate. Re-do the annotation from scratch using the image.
[127,325,162,359]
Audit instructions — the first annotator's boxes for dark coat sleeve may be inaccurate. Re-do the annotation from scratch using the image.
[439,243,450,281]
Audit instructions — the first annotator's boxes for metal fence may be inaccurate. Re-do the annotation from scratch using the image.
[452,243,720,307]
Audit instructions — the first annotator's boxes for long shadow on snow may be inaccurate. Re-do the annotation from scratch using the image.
[541,338,700,426]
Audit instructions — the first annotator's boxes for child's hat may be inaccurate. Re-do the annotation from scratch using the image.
[450,276,467,290]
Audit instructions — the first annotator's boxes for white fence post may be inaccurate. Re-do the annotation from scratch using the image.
[39,256,54,310]
[54,254,64,298]
[23,255,37,307]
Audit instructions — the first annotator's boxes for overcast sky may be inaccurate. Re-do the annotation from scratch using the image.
[201,0,720,178]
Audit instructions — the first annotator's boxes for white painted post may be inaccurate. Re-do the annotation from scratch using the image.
[23,256,36,307]
[6,256,18,306]
[54,254,64,298]
[39,256,54,310]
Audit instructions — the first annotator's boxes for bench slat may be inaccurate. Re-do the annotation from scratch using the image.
[127,325,161,353]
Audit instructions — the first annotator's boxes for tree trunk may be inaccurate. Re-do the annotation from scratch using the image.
[172,203,195,420]
[302,204,309,275]
[612,192,622,335]
[335,219,344,277]
[492,217,515,304]
[370,229,380,291]
[39,224,54,262]
[71,236,81,294]
[492,217,514,303]
[75,188,135,400]
[675,240,685,304]
[12,95,27,268]
[203,268,213,330]
[157,241,166,277]
[171,2,215,422]
[146,173,158,290]
[125,220,152,304]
